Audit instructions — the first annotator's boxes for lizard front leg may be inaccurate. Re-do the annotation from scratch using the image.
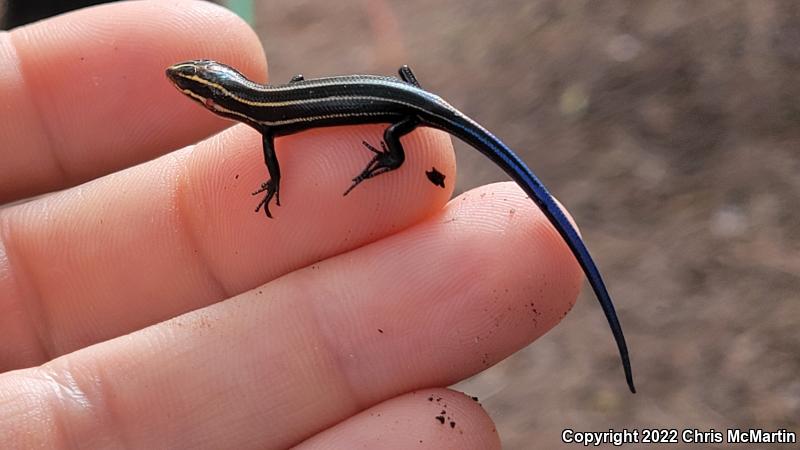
[252,131,281,218]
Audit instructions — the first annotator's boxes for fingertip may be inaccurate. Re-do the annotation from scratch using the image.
[297,388,500,449]
[448,181,584,310]
[180,123,456,291]
[1,0,268,201]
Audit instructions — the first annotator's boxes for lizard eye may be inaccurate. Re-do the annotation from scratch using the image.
[209,85,227,99]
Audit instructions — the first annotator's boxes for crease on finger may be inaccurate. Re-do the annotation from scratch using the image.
[171,145,232,300]
[43,357,131,449]
[7,362,113,449]
[5,31,69,186]
[275,280,367,446]
[33,364,92,449]
[0,209,54,365]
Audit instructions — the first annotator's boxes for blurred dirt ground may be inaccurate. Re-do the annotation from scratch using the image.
[254,1,800,448]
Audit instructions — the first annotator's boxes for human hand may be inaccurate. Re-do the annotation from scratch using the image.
[0,1,581,448]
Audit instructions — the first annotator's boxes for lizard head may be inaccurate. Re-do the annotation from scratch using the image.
[165,60,250,119]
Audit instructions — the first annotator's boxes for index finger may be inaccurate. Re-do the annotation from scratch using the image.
[0,0,267,203]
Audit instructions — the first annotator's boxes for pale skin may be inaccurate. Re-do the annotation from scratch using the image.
[0,1,582,449]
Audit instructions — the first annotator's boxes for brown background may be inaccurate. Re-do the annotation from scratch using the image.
[254,1,799,448]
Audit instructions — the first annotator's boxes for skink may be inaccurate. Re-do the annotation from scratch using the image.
[166,60,635,393]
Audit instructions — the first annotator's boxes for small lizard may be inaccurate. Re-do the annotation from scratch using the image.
[166,60,635,392]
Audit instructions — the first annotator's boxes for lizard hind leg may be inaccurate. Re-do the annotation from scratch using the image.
[343,117,418,196]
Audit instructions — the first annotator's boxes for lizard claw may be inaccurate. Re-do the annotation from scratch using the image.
[342,140,399,196]
[253,179,279,218]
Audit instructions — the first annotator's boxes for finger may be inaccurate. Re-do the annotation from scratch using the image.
[0,0,266,202]
[296,389,499,450]
[0,123,455,370]
[0,182,580,448]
